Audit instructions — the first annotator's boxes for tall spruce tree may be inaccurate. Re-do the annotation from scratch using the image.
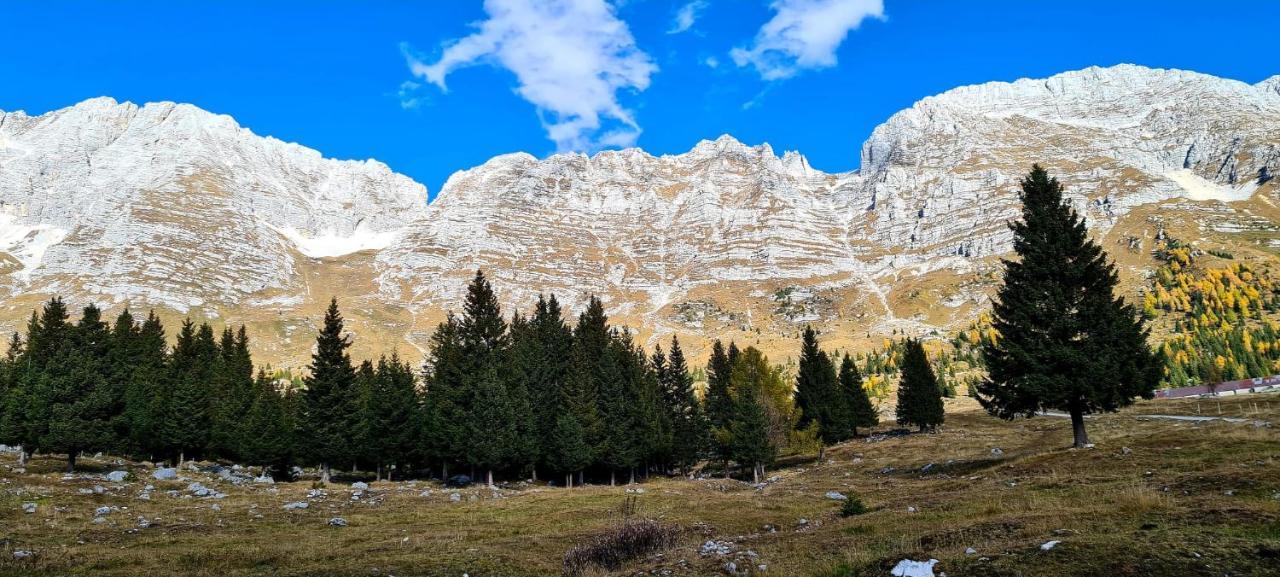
[241,369,295,478]
[360,353,420,480]
[455,270,521,485]
[122,312,168,460]
[704,339,736,477]
[838,354,878,437]
[660,336,707,475]
[978,165,1160,447]
[39,305,115,472]
[302,298,358,483]
[163,321,217,463]
[421,313,471,478]
[896,339,944,432]
[794,327,842,455]
[523,295,573,480]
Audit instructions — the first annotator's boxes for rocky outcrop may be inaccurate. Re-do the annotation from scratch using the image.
[1,65,1277,364]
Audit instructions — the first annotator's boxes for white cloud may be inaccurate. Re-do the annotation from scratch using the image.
[404,0,656,151]
[702,55,720,68]
[397,80,423,110]
[731,0,883,81]
[668,0,709,34]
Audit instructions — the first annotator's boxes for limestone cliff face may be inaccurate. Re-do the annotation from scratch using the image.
[2,65,1278,366]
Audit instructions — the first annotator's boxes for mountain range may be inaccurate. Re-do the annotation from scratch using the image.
[2,64,1278,368]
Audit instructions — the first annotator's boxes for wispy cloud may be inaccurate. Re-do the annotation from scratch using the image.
[731,0,884,81]
[397,80,423,110]
[404,0,656,152]
[668,0,709,34]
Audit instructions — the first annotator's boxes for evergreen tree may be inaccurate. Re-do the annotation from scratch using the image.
[704,340,735,429]
[978,165,1160,447]
[163,321,217,463]
[421,314,466,478]
[502,313,540,478]
[838,354,878,436]
[559,297,611,481]
[727,347,777,483]
[549,413,591,488]
[794,327,842,452]
[661,336,707,474]
[896,339,944,432]
[361,353,421,480]
[301,298,358,483]
[209,326,255,461]
[0,329,27,455]
[523,295,573,479]
[38,305,114,472]
[122,312,168,460]
[6,300,71,458]
[241,369,295,478]
[704,339,736,477]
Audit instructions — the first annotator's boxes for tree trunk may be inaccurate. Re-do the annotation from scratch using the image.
[818,443,825,462]
[441,462,448,481]
[376,465,382,482]
[629,467,635,485]
[320,462,331,484]
[66,451,77,474]
[565,473,572,488]
[751,462,760,484]
[578,471,584,487]
[723,458,730,479]
[178,450,185,468]
[17,449,26,467]
[1070,408,1091,448]
[487,469,494,488]
[531,465,538,482]
[610,469,616,486]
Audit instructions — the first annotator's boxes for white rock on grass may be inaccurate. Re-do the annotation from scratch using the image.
[106,470,128,482]
[283,501,309,510]
[351,482,369,490]
[891,559,939,577]
[328,517,348,527]
[152,468,177,480]
[13,550,34,560]
[825,491,847,500]
[1040,540,1061,551]
[22,502,36,514]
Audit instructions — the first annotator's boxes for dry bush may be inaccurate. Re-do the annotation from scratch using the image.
[562,518,680,577]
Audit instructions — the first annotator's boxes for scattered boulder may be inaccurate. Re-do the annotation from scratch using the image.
[253,475,275,485]
[283,501,309,510]
[22,502,36,514]
[965,547,978,555]
[152,468,178,481]
[351,481,369,491]
[106,470,128,483]
[891,559,939,577]
[187,482,212,497]
[990,447,1004,456]
[12,550,34,561]
[328,517,348,527]
[699,540,734,556]
[449,493,461,502]
[825,491,847,501]
[1040,540,1061,551]
[446,474,473,488]
[920,463,936,473]
[94,506,113,517]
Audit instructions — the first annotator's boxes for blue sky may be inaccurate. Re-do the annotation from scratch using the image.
[3,1,1278,198]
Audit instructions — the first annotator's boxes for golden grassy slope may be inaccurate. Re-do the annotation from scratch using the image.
[2,394,1277,576]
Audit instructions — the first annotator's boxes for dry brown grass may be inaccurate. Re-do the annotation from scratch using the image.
[1,394,1278,576]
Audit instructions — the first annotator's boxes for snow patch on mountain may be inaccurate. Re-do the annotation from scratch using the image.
[0,213,67,279]
[266,222,404,258]
[1165,169,1258,203]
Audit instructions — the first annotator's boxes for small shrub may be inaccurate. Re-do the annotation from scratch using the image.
[563,519,680,576]
[840,494,868,517]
